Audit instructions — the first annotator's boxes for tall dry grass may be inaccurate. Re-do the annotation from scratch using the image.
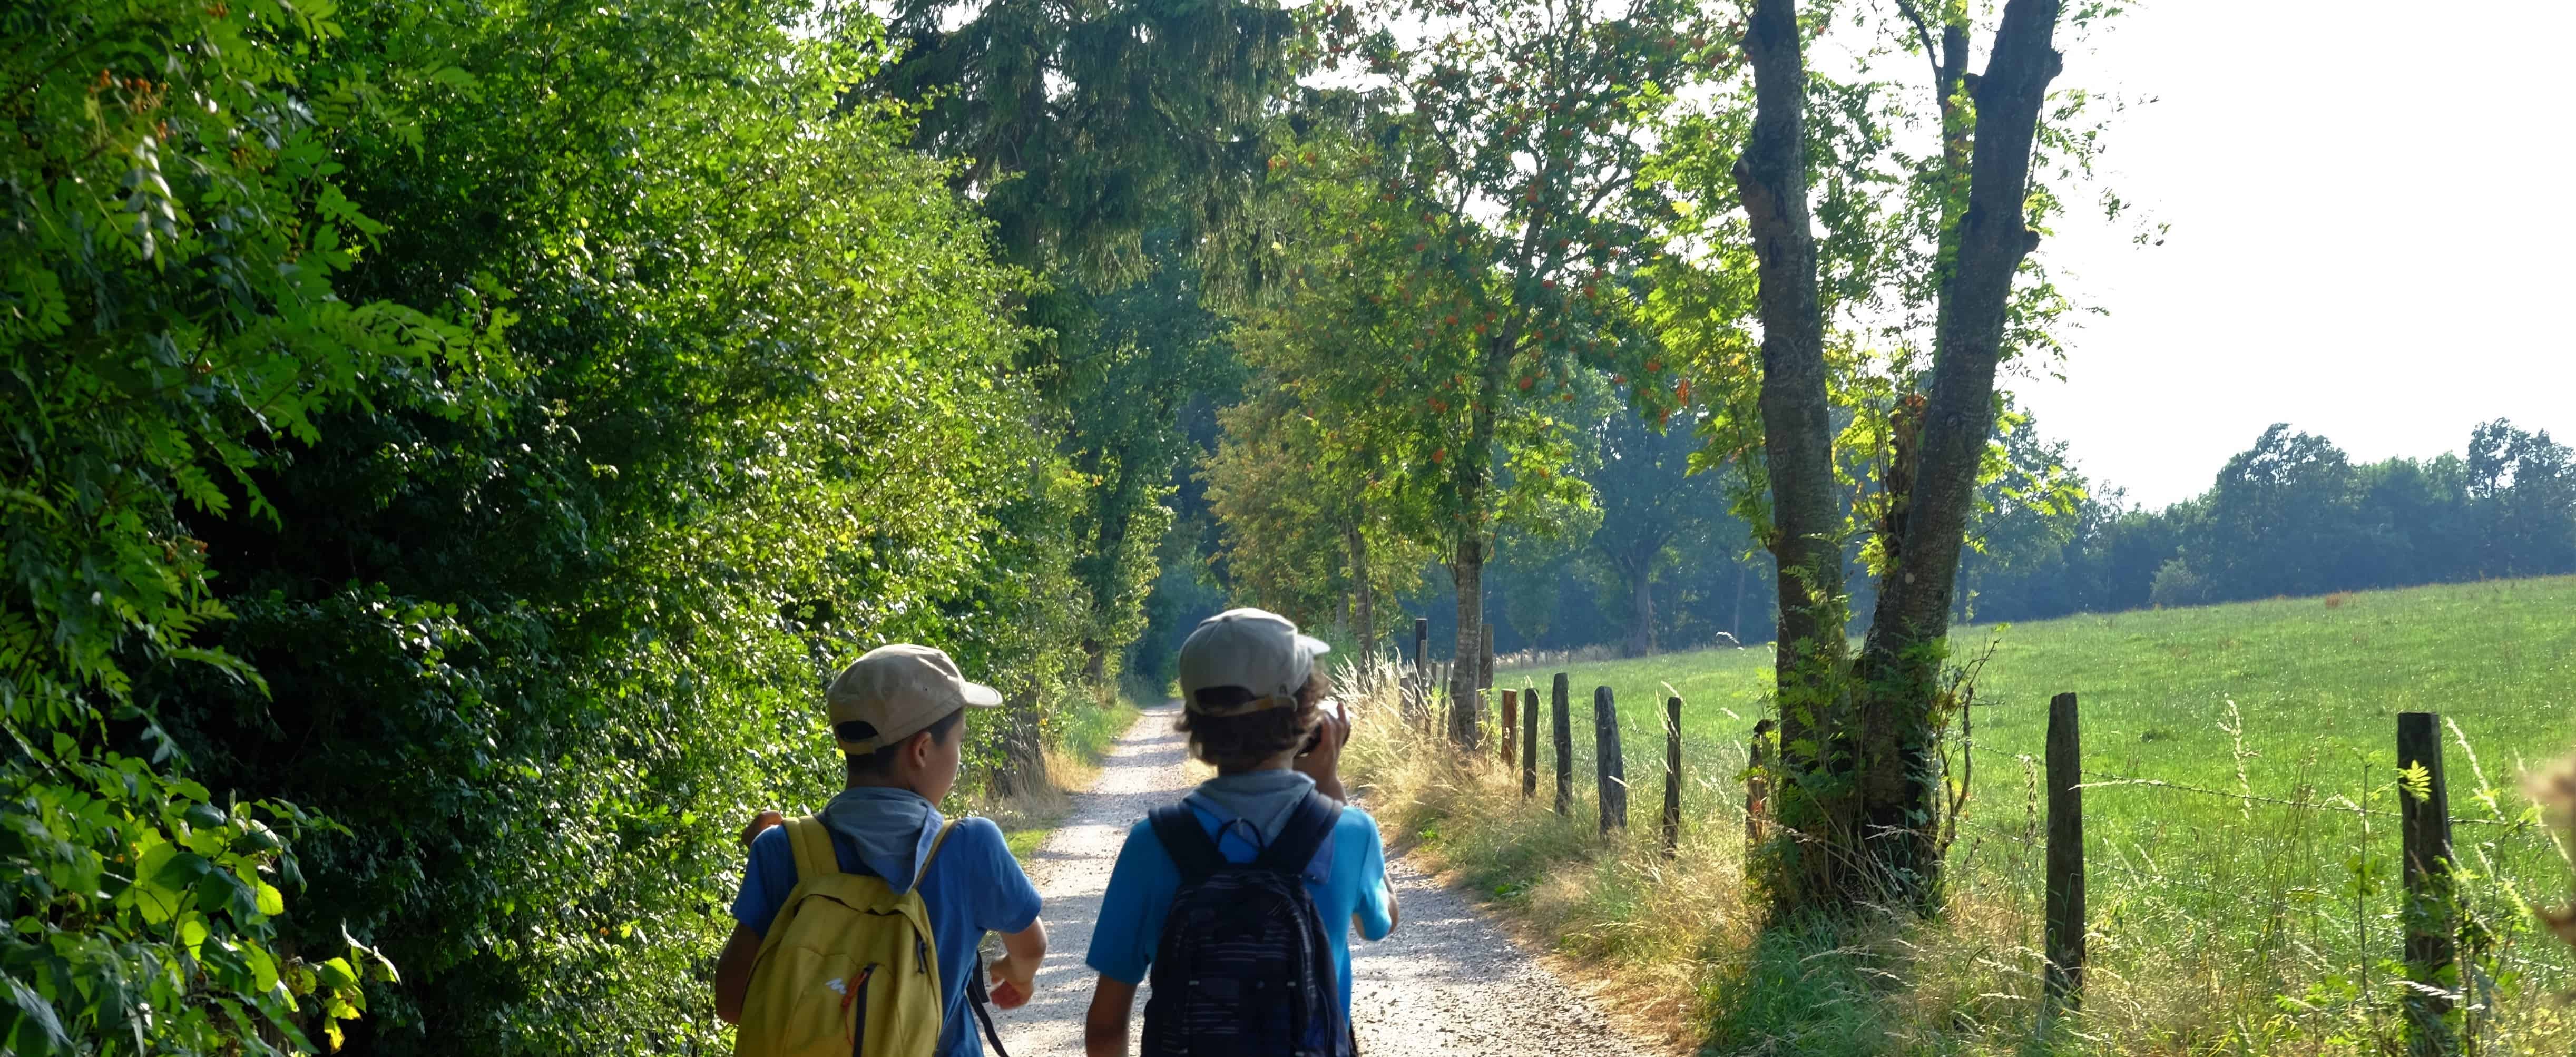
[1333,658,2576,1055]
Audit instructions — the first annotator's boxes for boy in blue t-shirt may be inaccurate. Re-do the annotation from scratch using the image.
[713,643,1048,1056]
[1082,609,1401,1057]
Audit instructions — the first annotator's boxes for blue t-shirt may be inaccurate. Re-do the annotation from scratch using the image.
[1084,800,1394,1016]
[732,816,1040,1057]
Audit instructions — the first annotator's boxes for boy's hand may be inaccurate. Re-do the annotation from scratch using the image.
[1295,700,1351,802]
[739,810,785,848]
[988,953,1037,1010]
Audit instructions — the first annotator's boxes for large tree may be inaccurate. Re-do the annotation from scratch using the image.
[1298,0,1713,741]
[1727,0,2074,912]
[1583,409,1737,656]
[1202,383,1436,663]
[1062,236,1244,681]
[2466,418,2576,577]
[867,0,1312,717]
[875,0,1303,278]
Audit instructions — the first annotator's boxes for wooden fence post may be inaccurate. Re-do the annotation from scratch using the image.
[1500,690,1518,767]
[1746,719,1774,850]
[1661,695,1682,859]
[1412,619,1429,725]
[1595,686,1627,833]
[2398,711,2457,1057]
[1521,682,1539,799]
[1552,673,1572,816]
[2044,692,2086,1014]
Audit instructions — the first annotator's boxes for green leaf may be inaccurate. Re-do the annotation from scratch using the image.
[317,956,360,990]
[256,880,285,917]
[129,840,197,925]
[248,943,281,994]
[5,977,68,1054]
[429,66,482,93]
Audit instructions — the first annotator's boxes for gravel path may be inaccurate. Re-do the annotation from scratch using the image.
[988,704,1656,1057]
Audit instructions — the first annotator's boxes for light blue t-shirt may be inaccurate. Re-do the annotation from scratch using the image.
[732,816,1040,1057]
[1084,796,1395,1016]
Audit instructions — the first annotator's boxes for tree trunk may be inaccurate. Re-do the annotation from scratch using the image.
[1447,539,1484,748]
[1852,0,2066,911]
[1625,566,1655,658]
[1446,329,1516,749]
[1733,0,1854,903]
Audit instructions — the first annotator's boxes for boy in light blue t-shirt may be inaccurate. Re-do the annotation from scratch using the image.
[1082,609,1401,1057]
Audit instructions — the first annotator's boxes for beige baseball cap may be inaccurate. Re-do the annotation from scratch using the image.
[827,643,1003,754]
[1177,608,1331,716]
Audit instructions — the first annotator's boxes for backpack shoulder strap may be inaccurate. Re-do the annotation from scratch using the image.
[919,817,963,875]
[783,816,838,884]
[1253,791,1342,874]
[968,954,1012,1057]
[1149,803,1224,883]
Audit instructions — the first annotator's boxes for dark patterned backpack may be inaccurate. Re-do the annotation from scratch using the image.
[1141,790,1353,1057]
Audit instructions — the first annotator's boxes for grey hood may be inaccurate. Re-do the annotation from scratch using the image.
[1183,768,1317,852]
[816,786,944,895]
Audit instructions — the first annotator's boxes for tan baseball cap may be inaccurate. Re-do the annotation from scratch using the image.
[1177,608,1331,716]
[827,644,1003,754]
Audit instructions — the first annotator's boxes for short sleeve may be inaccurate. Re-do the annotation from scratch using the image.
[730,825,799,937]
[956,817,1042,935]
[1345,809,1394,942]
[1084,820,1181,985]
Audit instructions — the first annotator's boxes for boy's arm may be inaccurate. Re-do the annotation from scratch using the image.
[1351,874,1402,936]
[1354,873,1402,935]
[1084,975,1140,1057]
[712,923,762,1024]
[987,917,1048,1009]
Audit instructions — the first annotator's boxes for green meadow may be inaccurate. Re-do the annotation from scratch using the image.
[1405,576,2576,1052]
[1501,575,2576,845]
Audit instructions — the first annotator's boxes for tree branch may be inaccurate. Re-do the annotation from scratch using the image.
[1891,0,1946,90]
[1860,0,2062,695]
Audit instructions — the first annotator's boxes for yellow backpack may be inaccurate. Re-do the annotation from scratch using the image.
[735,817,959,1057]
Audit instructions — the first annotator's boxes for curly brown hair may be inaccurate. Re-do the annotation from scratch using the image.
[1176,672,1327,772]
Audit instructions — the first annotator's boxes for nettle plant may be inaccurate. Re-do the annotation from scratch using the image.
[1278,0,1721,734]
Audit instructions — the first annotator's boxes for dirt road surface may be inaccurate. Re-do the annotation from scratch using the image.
[987,704,1655,1056]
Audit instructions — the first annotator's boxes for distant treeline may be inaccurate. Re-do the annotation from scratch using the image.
[1963,419,2576,622]
[1364,417,2573,661]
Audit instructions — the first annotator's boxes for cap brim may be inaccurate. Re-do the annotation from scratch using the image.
[1299,634,1333,657]
[961,681,1004,708]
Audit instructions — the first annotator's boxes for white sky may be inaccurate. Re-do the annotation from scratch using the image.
[2013,0,2576,508]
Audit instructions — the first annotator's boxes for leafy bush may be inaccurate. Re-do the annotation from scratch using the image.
[2,1,491,1050]
[5,1,1090,1052]
[2148,557,2212,609]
